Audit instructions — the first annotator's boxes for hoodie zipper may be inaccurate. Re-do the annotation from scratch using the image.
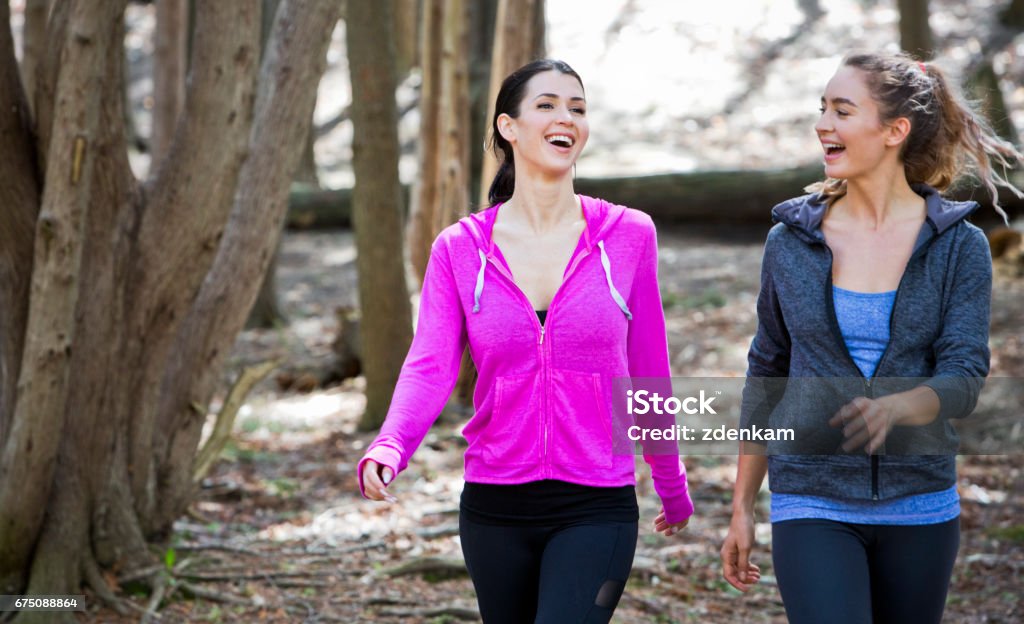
[481,242,594,477]
[823,244,909,500]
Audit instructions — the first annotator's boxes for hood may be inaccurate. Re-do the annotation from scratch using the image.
[771,183,980,250]
[458,195,633,317]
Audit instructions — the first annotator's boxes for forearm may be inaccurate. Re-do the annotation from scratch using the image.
[731,445,768,515]
[881,385,941,427]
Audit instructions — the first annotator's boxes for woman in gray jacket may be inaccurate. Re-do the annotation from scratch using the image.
[720,52,1023,624]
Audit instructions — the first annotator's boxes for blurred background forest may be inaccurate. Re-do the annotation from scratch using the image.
[1,0,1022,622]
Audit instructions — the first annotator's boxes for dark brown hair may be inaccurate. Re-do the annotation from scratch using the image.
[486,59,584,206]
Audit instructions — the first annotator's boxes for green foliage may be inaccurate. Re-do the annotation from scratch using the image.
[987,524,1024,543]
[662,287,728,310]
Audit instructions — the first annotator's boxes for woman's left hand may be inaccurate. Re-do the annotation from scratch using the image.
[654,507,689,536]
[829,396,898,454]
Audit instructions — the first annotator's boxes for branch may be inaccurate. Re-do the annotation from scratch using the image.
[192,358,281,482]
[380,556,469,579]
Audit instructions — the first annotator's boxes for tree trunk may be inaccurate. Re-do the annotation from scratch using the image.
[467,0,499,208]
[245,0,296,331]
[897,0,933,60]
[393,0,420,79]
[346,0,414,430]
[407,0,444,283]
[0,0,121,599]
[1002,0,1024,28]
[477,0,543,207]
[406,0,470,284]
[18,0,48,116]
[436,0,471,232]
[0,0,41,460]
[0,0,340,611]
[151,0,188,165]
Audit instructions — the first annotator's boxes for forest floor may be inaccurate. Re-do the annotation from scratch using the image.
[78,226,1023,623]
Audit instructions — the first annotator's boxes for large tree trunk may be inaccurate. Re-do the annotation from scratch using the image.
[151,0,188,165]
[0,0,340,613]
[476,0,544,207]
[347,0,414,430]
[0,0,123,600]
[148,0,341,534]
[897,0,933,60]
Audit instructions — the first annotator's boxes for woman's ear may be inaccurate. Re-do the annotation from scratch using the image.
[885,117,912,147]
[496,113,516,144]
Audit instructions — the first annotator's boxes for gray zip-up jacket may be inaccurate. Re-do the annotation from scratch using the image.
[741,184,992,501]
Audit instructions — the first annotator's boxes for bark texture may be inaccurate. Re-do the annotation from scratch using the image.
[477,0,543,206]
[151,0,188,164]
[0,0,340,611]
[347,0,414,430]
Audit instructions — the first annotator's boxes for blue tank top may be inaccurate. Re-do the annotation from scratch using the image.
[771,287,960,525]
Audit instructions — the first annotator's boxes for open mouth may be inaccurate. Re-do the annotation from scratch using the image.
[823,142,846,157]
[546,134,575,148]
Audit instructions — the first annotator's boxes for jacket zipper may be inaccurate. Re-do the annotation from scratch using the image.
[823,244,907,500]
[482,243,594,478]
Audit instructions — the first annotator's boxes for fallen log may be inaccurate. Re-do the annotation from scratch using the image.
[286,166,1024,229]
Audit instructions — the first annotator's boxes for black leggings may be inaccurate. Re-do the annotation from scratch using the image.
[459,513,638,624]
[772,518,960,624]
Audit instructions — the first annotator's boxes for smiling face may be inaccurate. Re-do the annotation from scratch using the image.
[497,70,589,178]
[815,65,907,181]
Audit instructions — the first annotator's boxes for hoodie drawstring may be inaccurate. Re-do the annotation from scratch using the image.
[597,240,633,320]
[472,249,487,313]
[472,242,632,319]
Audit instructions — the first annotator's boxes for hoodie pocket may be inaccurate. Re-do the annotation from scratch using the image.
[482,372,542,466]
[549,370,613,469]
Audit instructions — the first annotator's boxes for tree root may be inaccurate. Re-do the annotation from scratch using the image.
[140,571,169,623]
[177,580,250,605]
[82,554,130,617]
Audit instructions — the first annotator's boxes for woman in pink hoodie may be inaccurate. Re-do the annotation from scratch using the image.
[358,59,692,623]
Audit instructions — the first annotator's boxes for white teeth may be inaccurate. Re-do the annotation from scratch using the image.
[823,142,844,150]
[546,134,575,147]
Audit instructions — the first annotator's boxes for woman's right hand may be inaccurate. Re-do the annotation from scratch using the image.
[721,511,761,592]
[360,459,397,503]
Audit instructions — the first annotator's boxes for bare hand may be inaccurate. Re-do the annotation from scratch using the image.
[360,459,397,503]
[829,396,898,454]
[653,507,690,536]
[721,512,762,592]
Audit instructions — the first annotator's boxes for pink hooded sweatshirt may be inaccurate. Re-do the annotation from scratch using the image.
[358,195,694,524]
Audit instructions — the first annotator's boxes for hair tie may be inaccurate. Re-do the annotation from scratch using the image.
[918,61,927,73]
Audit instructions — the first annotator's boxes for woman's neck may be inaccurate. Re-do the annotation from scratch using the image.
[504,175,580,234]
[836,166,923,229]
